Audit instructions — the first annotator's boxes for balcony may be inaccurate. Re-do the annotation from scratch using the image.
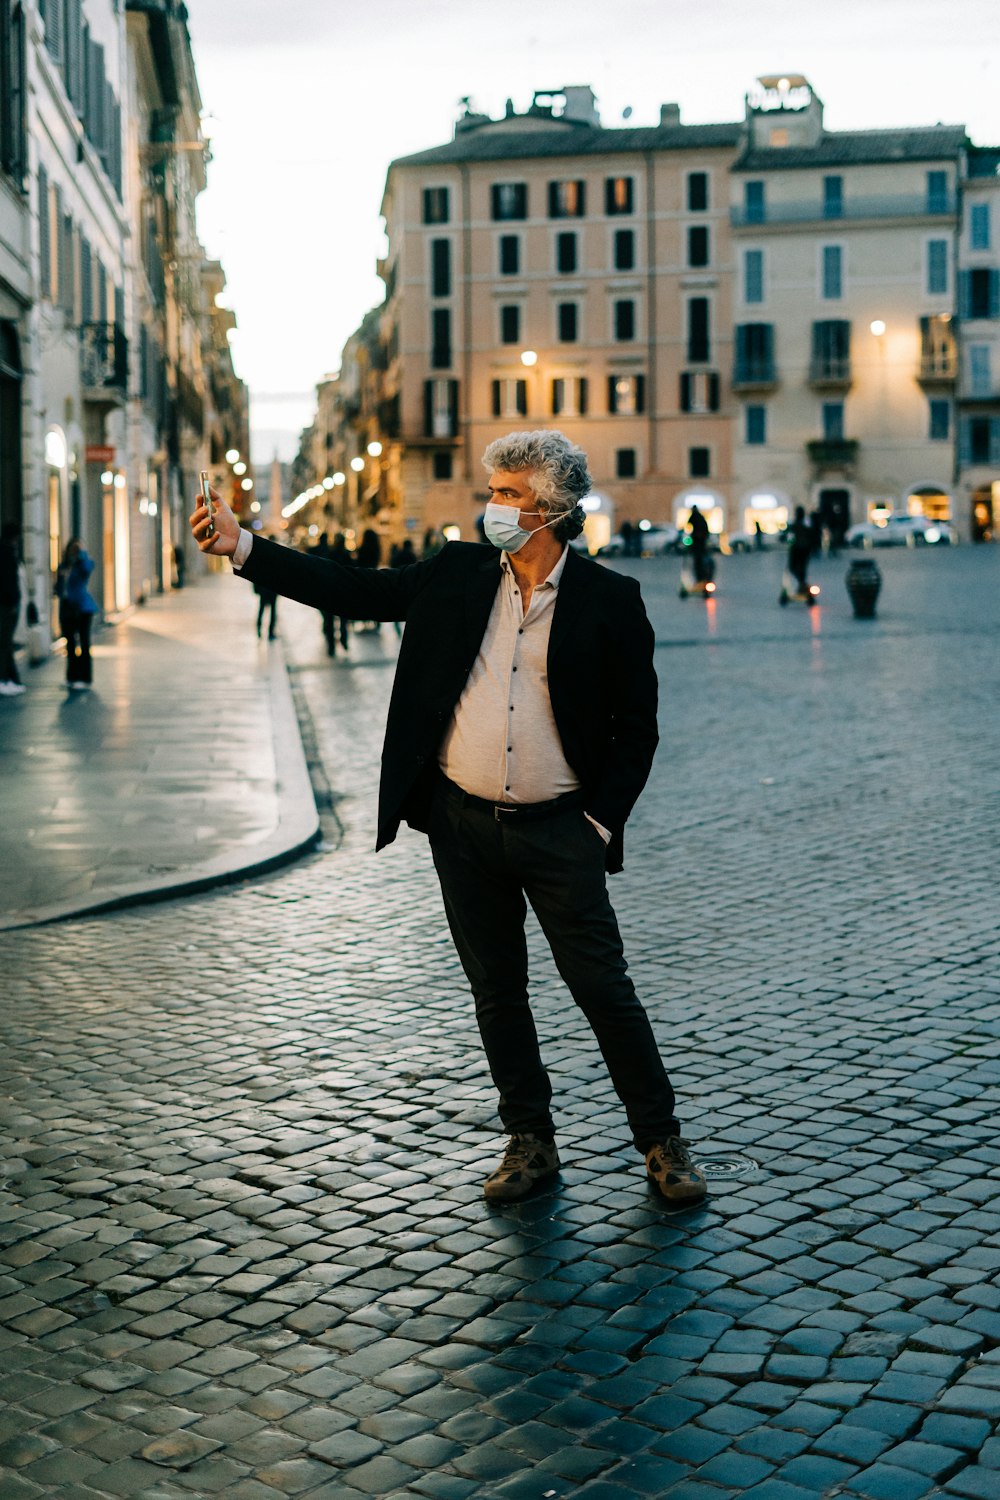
[80,323,128,405]
[730,192,956,229]
[807,438,859,470]
[918,350,958,384]
[732,359,777,392]
[809,356,852,390]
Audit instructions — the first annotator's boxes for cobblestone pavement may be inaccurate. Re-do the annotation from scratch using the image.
[2,545,1000,1500]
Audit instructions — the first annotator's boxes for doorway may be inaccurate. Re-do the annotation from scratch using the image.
[818,487,850,549]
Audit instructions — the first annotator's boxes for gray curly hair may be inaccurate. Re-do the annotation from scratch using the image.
[482,430,591,542]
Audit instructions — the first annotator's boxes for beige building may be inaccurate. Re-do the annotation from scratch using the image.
[957,145,1000,540]
[378,87,741,551]
[730,77,966,542]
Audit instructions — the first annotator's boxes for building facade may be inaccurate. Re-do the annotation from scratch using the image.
[296,79,998,551]
[0,0,246,664]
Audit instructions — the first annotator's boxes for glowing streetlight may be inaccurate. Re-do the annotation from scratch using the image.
[225,448,240,464]
[100,470,114,485]
[233,461,247,475]
[367,441,383,457]
[870,319,886,336]
[520,349,538,367]
[333,472,346,486]
[350,457,365,473]
[241,477,254,491]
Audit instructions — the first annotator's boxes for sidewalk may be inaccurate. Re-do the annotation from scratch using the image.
[0,572,318,930]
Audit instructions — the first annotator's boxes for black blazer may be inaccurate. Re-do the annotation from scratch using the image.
[237,537,659,873]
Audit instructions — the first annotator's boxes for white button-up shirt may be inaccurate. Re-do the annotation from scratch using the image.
[438,548,579,804]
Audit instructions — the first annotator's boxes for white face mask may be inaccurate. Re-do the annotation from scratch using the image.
[483,501,559,553]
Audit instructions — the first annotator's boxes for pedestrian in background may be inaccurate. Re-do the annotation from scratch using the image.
[389,538,417,569]
[355,529,382,633]
[788,505,813,594]
[254,578,278,640]
[56,539,98,691]
[687,503,710,582]
[191,429,707,1211]
[0,521,25,697]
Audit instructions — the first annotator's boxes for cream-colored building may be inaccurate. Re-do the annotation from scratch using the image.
[957,145,1000,541]
[730,77,965,541]
[325,79,997,550]
[378,87,741,552]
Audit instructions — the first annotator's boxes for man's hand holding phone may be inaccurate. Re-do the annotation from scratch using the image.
[190,476,240,558]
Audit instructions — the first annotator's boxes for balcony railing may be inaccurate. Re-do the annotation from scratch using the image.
[731,192,956,228]
[80,323,128,401]
[809,357,852,388]
[918,351,958,383]
[732,359,776,390]
[807,438,859,468]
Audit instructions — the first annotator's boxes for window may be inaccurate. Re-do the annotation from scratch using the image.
[927,239,948,297]
[607,374,645,414]
[433,451,453,481]
[491,182,527,221]
[423,378,458,437]
[960,268,1000,319]
[1,2,29,186]
[615,448,637,479]
[970,203,992,251]
[430,239,451,297]
[422,186,449,224]
[430,308,451,368]
[744,180,765,224]
[614,299,635,341]
[688,448,710,478]
[821,244,843,300]
[822,402,845,440]
[811,320,851,381]
[960,416,1000,465]
[687,226,709,268]
[920,314,957,377]
[687,297,710,362]
[548,180,586,218]
[556,231,577,274]
[743,248,764,305]
[745,405,767,445]
[557,302,578,342]
[927,170,949,214]
[734,323,776,383]
[551,376,588,416]
[823,175,843,219]
[687,172,708,212]
[928,399,950,441]
[606,176,634,215]
[499,304,521,344]
[499,235,520,275]
[614,229,635,271]
[492,378,527,418]
[969,344,992,395]
[680,371,720,413]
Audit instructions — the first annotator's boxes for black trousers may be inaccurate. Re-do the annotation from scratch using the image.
[429,778,680,1153]
[61,607,92,684]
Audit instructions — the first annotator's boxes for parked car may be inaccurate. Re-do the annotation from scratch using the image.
[598,524,681,557]
[727,528,786,553]
[846,515,955,548]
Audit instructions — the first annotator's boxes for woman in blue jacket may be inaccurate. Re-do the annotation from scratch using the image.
[57,539,98,690]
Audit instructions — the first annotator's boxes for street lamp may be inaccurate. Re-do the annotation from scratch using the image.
[870,320,886,337]
[520,349,538,367]
[350,457,365,473]
[233,461,247,475]
[225,448,240,464]
[367,441,383,457]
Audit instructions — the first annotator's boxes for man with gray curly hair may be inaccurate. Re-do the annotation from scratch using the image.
[191,429,705,1211]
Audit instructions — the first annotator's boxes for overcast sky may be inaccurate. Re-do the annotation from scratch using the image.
[185,0,1000,464]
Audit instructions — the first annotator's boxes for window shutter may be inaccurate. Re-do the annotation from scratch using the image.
[991,418,1000,465]
[957,271,971,320]
[958,418,972,467]
[61,211,75,315]
[491,380,500,418]
[579,377,588,416]
[516,380,527,416]
[551,379,562,416]
[679,372,691,412]
[709,372,720,411]
[38,166,50,295]
[636,375,646,414]
[423,380,433,437]
[45,0,62,58]
[990,270,1000,320]
[80,234,91,322]
[607,375,617,414]
[448,379,458,434]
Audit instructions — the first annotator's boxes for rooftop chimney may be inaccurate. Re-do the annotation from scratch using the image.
[660,103,681,127]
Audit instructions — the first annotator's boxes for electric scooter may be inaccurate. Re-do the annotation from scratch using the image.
[678,552,717,600]
[779,570,820,607]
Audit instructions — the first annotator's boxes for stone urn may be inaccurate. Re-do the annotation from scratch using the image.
[845,558,882,619]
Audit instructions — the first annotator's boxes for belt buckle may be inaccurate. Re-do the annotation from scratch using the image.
[493,803,517,822]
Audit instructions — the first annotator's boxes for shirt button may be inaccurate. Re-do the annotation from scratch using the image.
[512,666,517,672]
[507,746,512,752]
[505,784,510,791]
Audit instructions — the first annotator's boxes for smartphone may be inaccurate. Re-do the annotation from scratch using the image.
[201,471,215,539]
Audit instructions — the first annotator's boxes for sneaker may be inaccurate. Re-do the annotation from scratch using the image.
[645,1138,708,1208]
[483,1134,560,1202]
[0,681,25,696]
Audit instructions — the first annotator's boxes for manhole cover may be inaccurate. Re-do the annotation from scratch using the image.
[695,1154,759,1179]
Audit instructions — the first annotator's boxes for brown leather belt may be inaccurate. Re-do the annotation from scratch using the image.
[440,775,584,824]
